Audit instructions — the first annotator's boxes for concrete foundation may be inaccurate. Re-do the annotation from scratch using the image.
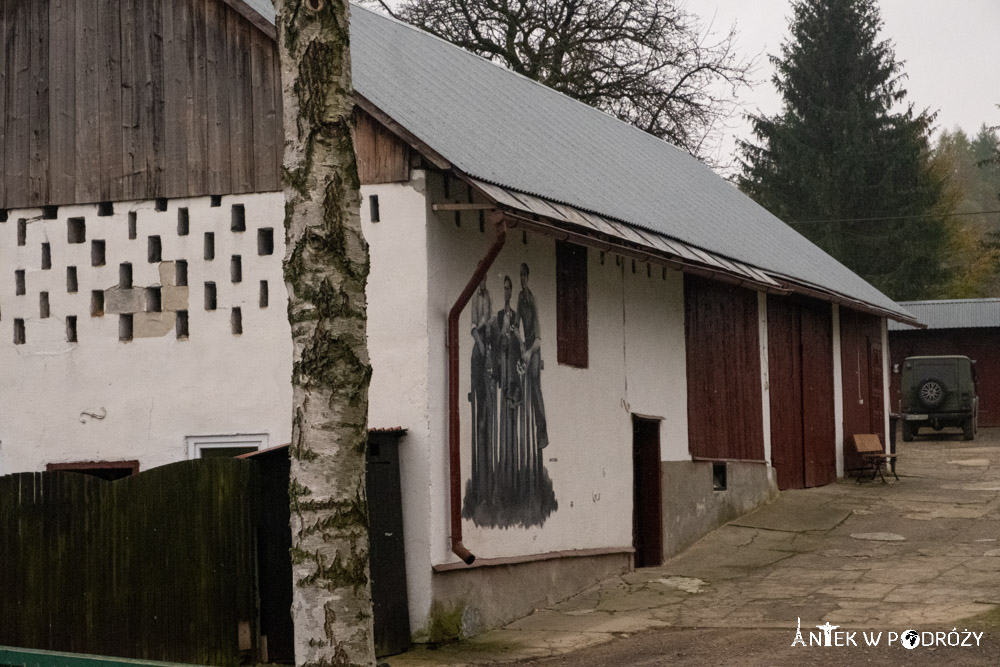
[661,460,777,559]
[426,551,632,641]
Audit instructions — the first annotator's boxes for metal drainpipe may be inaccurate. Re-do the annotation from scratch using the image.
[447,213,507,565]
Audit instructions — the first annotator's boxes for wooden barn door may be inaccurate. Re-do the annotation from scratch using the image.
[768,298,836,490]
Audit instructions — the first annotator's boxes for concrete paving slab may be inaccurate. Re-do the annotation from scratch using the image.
[731,495,850,532]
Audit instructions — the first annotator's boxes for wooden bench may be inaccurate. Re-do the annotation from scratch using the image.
[853,434,898,483]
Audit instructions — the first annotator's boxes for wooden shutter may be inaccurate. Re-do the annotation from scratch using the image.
[556,241,588,367]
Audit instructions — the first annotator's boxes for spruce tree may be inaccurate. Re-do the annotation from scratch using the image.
[738,0,951,301]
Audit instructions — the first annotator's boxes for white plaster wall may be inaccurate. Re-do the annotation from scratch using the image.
[0,194,292,473]
[832,304,845,477]
[359,176,435,633]
[757,292,772,477]
[422,173,690,568]
[621,262,688,460]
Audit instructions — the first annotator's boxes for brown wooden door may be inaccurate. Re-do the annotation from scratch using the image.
[632,417,663,568]
[869,341,885,438]
[768,299,805,490]
[801,305,836,487]
[768,298,836,490]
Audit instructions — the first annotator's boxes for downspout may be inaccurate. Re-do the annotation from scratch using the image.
[447,212,507,565]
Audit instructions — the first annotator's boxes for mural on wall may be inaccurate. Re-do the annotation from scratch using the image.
[463,263,558,528]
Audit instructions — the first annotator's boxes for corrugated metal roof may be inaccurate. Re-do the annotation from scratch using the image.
[241,0,275,24]
[257,4,911,320]
[889,299,1000,331]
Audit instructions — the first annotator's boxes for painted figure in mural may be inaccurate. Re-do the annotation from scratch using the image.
[518,262,548,449]
[463,267,557,529]
[469,279,494,495]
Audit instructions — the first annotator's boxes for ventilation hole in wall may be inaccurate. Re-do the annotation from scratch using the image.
[67,266,78,293]
[662,267,667,280]
[14,319,25,345]
[176,310,189,339]
[259,280,269,308]
[15,270,25,295]
[712,462,728,492]
[369,195,380,223]
[210,195,222,207]
[66,316,78,343]
[257,228,274,256]
[148,236,162,263]
[479,209,485,233]
[600,251,605,265]
[41,243,51,270]
[454,210,461,228]
[0,209,8,222]
[204,232,215,260]
[17,218,27,246]
[155,198,168,212]
[91,240,106,266]
[119,263,133,289]
[39,292,50,319]
[128,211,137,240]
[67,218,86,244]
[177,208,190,236]
[231,204,246,232]
[204,282,217,310]
[175,260,188,287]
[631,259,636,274]
[231,307,242,335]
[97,201,114,217]
[119,314,133,342]
[522,231,527,245]
[230,255,242,283]
[647,263,651,278]
[443,175,450,199]
[42,205,58,220]
[145,287,162,313]
[91,290,105,317]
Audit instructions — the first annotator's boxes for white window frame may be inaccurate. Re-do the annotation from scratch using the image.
[186,433,269,459]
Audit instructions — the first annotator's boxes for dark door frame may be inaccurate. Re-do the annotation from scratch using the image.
[632,415,663,568]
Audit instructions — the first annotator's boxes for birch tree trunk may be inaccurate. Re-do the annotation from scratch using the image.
[274,0,375,665]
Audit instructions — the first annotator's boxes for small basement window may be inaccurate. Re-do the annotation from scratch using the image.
[177,208,190,236]
[231,307,242,335]
[176,310,189,339]
[556,241,588,368]
[175,260,188,287]
[97,202,114,217]
[148,236,162,262]
[204,282,217,310]
[119,263,133,289]
[46,461,139,481]
[39,292,50,319]
[712,462,728,491]
[14,319,25,345]
[186,434,267,459]
[204,232,215,260]
[41,243,51,270]
[15,270,25,295]
[66,316,78,343]
[259,280,269,308]
[66,266,78,293]
[230,255,242,283]
[128,212,137,239]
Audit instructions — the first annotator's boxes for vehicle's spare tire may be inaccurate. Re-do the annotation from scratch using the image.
[917,378,946,408]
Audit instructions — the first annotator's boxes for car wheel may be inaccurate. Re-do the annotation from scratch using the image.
[964,418,975,441]
[901,421,914,442]
[917,378,946,409]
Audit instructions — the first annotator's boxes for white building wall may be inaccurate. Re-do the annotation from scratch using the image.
[421,172,689,571]
[359,175,436,633]
[0,194,292,473]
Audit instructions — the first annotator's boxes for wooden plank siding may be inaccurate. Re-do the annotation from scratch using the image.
[684,276,765,461]
[767,296,835,490]
[840,308,884,471]
[0,0,282,209]
[353,108,411,185]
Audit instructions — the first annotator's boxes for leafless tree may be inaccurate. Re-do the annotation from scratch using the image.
[375,0,753,163]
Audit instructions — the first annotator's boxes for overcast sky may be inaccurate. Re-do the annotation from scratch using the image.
[688,0,1000,169]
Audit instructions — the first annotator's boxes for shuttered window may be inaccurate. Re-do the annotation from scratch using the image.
[556,241,588,368]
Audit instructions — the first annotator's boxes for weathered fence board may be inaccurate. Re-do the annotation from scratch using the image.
[0,459,259,667]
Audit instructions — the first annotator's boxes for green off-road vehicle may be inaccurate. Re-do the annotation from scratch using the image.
[900,355,978,441]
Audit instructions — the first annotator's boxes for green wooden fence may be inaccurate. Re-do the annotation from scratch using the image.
[0,459,260,667]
